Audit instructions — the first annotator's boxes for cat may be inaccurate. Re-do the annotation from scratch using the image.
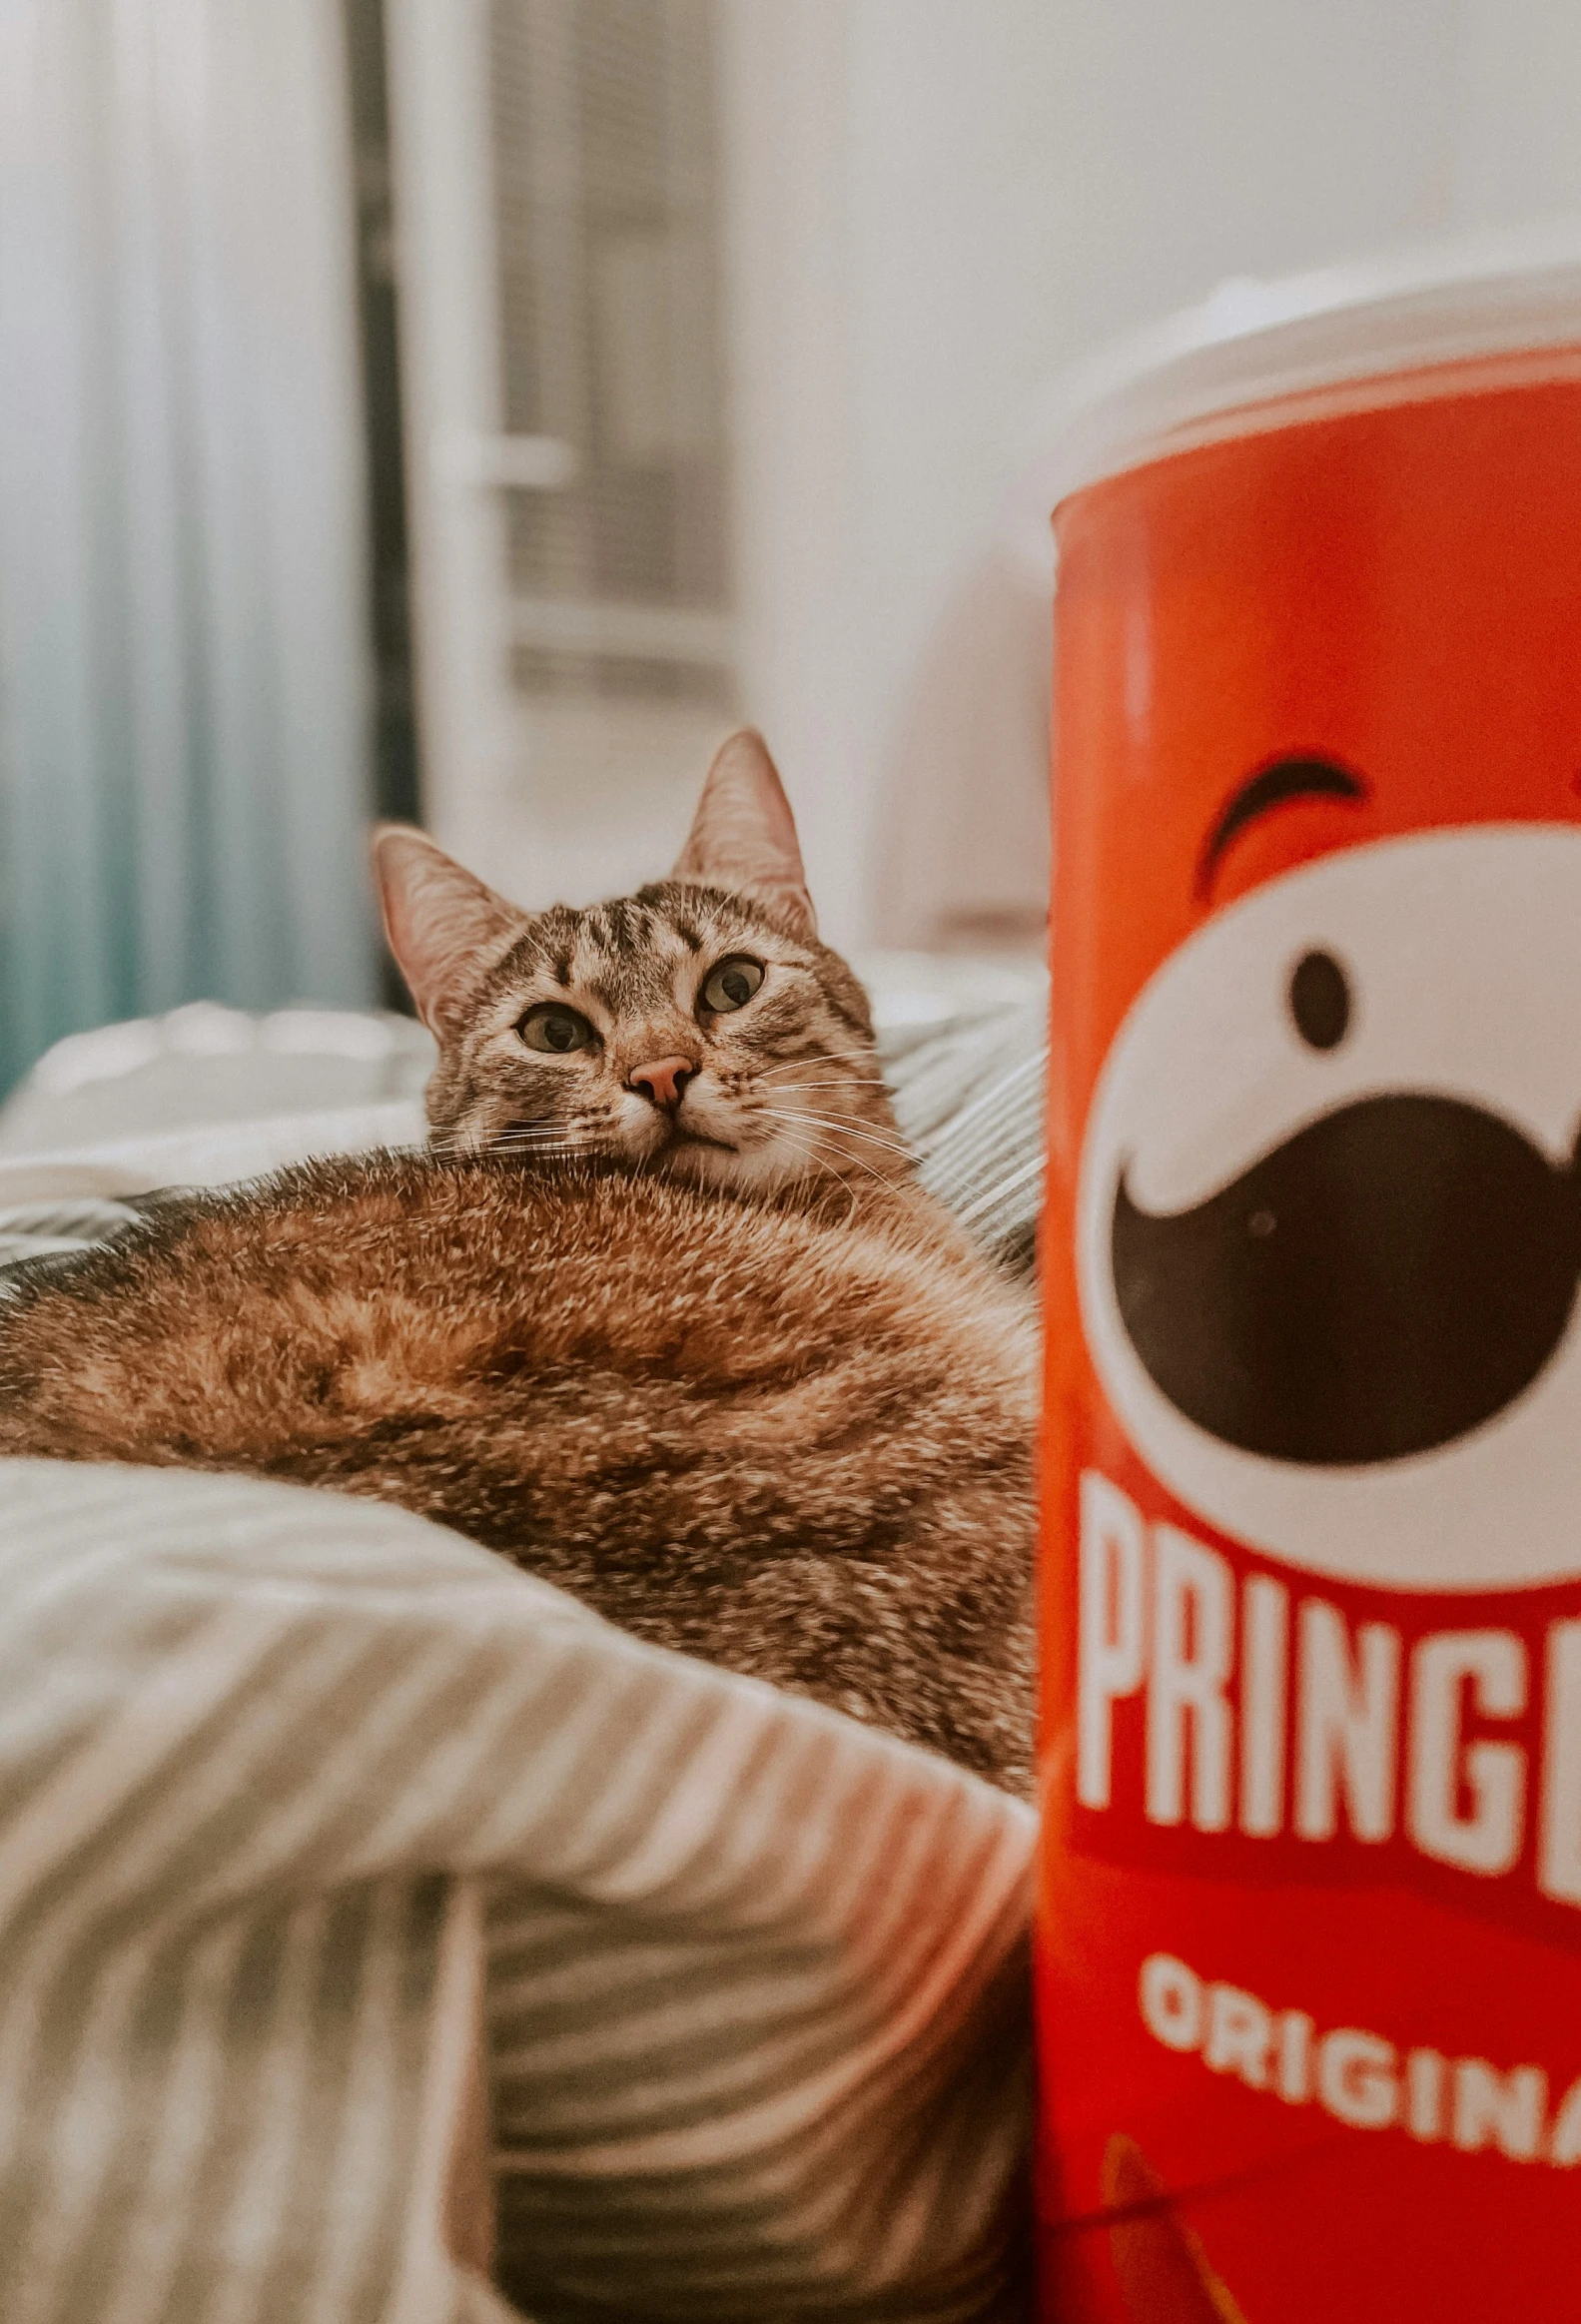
[0,732,1038,1793]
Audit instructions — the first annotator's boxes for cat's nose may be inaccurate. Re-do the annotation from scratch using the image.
[627,1056,695,1111]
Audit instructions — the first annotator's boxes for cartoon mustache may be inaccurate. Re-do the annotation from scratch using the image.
[1112,1093,1581,1465]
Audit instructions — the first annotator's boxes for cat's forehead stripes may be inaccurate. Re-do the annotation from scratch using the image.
[484,883,813,1026]
[576,900,711,1016]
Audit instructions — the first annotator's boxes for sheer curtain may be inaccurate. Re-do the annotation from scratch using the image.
[0,0,377,1094]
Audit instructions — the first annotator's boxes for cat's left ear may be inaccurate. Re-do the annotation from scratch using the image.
[371,825,524,1038]
[671,729,817,939]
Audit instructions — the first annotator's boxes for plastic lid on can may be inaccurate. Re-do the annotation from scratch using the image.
[1032,220,1581,516]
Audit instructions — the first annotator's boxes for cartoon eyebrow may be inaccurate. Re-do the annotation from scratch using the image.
[1195,754,1368,899]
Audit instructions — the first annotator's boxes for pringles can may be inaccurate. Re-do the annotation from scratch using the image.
[1038,236,1581,2321]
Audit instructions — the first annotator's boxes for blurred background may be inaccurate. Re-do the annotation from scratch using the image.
[2,0,1580,1093]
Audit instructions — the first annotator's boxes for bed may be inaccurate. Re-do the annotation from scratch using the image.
[0,965,1046,2324]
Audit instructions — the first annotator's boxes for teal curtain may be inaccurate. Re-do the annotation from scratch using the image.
[0,0,378,1094]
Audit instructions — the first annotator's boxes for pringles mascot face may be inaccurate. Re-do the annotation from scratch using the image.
[1079,797,1581,1589]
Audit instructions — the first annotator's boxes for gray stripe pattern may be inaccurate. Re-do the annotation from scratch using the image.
[0,1198,146,1274]
[888,1004,1047,1274]
[0,1465,1035,2323]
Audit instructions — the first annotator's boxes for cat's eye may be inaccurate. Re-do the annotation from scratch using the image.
[518,1003,595,1056]
[701,957,764,1014]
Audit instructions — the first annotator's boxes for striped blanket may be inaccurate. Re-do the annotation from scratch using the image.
[0,986,1047,2324]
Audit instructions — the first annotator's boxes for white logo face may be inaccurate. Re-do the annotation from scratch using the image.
[1078,825,1581,1590]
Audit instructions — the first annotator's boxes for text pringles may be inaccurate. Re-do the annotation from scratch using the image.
[1078,1471,1581,1919]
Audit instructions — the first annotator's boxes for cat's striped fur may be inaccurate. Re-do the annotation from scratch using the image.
[0,735,1037,1791]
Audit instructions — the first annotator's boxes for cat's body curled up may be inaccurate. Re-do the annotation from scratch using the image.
[0,735,1037,1792]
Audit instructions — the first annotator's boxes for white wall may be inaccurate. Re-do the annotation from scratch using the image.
[722,0,1581,951]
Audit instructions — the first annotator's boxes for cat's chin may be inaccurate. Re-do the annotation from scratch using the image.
[656,1133,802,1196]
[655,1136,749,1188]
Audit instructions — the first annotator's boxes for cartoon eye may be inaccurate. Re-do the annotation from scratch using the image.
[1288,949,1351,1051]
[518,1003,596,1055]
[701,957,764,1014]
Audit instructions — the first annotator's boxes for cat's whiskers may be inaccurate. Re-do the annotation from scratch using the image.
[758,1049,883,1084]
[756,1090,904,1128]
[427,1132,547,1156]
[488,1126,597,1145]
[753,1106,916,1163]
[487,1145,601,1161]
[429,1123,610,1164]
[788,1138,863,1218]
[773,1121,869,1206]
[756,1113,896,1191]
[754,1127,911,1185]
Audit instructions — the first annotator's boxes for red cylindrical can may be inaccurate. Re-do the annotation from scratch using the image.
[1038,239,1581,2321]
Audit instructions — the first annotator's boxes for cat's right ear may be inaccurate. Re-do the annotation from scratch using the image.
[371,825,523,1039]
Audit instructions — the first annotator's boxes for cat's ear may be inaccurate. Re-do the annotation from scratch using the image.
[371,825,523,1038]
[671,729,817,938]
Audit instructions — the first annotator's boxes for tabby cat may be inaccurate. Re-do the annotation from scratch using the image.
[0,733,1037,1791]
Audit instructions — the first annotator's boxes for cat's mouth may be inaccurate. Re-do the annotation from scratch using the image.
[655,1116,821,1193]
[650,1123,743,1183]
[662,1124,737,1155]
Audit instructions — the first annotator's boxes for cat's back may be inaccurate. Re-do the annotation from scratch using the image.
[0,1152,1038,1787]
[0,1150,1036,1468]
